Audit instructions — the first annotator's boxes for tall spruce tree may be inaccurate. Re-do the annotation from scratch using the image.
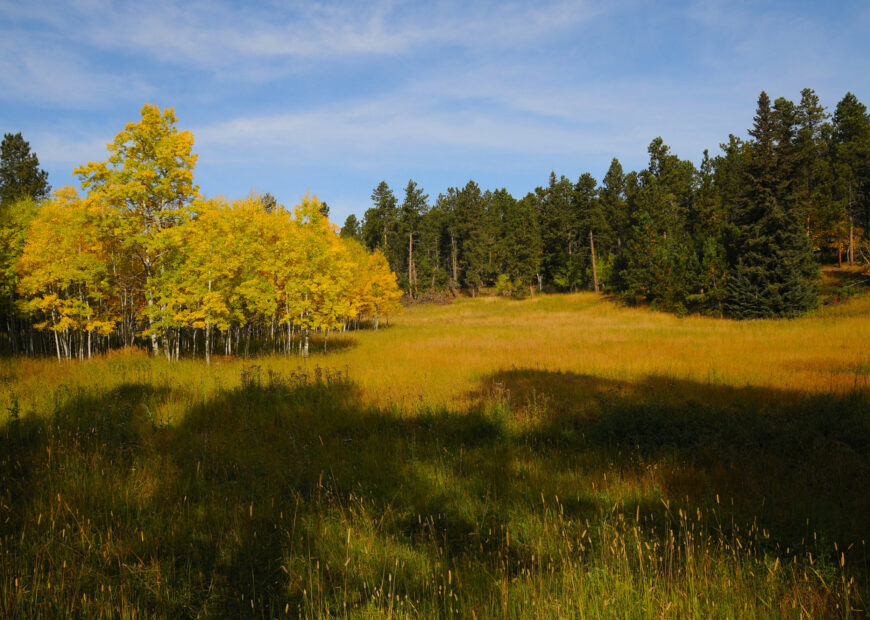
[362,181,401,272]
[340,214,361,240]
[0,133,50,208]
[399,180,428,297]
[830,92,870,267]
[725,92,818,318]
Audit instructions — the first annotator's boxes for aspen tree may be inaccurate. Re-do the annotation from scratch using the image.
[75,104,198,356]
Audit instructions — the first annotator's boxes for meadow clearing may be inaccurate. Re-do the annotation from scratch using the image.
[1,288,869,617]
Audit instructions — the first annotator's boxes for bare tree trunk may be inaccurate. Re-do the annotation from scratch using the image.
[205,323,211,365]
[589,229,599,293]
[451,234,458,284]
[849,217,855,267]
[303,327,309,358]
[838,238,843,268]
[408,233,417,298]
[52,316,61,362]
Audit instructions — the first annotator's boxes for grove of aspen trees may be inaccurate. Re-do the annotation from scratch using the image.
[1,105,402,361]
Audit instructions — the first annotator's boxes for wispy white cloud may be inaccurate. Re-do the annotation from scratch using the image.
[192,67,736,175]
[30,133,109,168]
[3,1,602,71]
[0,36,152,107]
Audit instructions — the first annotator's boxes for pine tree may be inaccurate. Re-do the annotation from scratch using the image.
[398,180,428,297]
[362,181,400,272]
[830,92,870,267]
[600,158,629,254]
[495,190,541,295]
[0,133,50,207]
[340,214,361,240]
[538,172,576,287]
[726,92,818,318]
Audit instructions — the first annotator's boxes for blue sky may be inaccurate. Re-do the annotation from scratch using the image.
[1,0,868,223]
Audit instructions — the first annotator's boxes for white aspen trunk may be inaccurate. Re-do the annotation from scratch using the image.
[285,299,292,355]
[205,324,211,365]
[303,327,309,358]
[52,309,61,362]
[147,293,159,355]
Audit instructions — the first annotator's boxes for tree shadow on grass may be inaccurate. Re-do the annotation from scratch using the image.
[1,371,868,616]
[478,369,870,547]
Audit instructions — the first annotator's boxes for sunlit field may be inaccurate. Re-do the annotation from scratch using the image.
[1,290,869,617]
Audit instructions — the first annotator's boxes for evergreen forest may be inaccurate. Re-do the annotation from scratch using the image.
[347,89,870,317]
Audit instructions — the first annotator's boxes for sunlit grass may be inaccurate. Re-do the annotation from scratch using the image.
[1,291,868,616]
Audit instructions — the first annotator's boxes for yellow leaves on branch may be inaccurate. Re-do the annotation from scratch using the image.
[159,193,401,336]
[17,187,116,335]
[16,104,402,355]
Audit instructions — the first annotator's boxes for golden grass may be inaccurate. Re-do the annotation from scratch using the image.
[3,292,869,422]
[1,291,868,616]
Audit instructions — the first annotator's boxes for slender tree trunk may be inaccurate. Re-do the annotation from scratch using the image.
[323,329,329,353]
[147,293,159,356]
[205,324,211,365]
[408,233,416,298]
[51,311,61,362]
[589,229,599,293]
[88,330,92,359]
[838,239,843,268]
[451,234,458,284]
[164,328,172,361]
[303,327,309,358]
[849,217,854,267]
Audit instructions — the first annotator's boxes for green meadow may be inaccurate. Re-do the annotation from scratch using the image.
[1,291,869,618]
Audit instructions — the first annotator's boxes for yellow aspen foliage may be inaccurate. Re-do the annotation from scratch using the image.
[75,104,198,355]
[11,105,402,360]
[17,187,116,360]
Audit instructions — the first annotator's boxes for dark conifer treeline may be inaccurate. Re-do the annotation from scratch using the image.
[347,89,870,317]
